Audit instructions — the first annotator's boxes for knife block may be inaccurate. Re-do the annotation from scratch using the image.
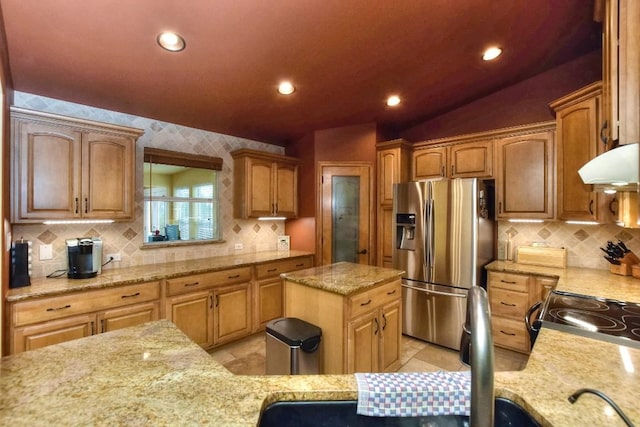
[610,252,640,276]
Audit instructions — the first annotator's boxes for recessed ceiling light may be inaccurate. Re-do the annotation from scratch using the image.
[157,31,186,52]
[278,81,295,95]
[386,95,401,107]
[482,47,502,61]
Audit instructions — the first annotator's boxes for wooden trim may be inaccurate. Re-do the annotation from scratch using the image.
[412,120,556,149]
[230,148,298,165]
[549,81,602,112]
[144,147,223,170]
[375,138,413,150]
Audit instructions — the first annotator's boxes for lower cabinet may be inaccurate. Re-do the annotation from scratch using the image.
[487,271,557,353]
[10,282,161,354]
[214,283,252,345]
[285,277,402,374]
[165,290,215,348]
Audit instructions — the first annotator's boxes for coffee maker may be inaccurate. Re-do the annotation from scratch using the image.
[66,237,103,279]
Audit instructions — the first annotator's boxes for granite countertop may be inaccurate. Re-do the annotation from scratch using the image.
[7,250,314,302]
[280,261,404,295]
[2,262,640,426]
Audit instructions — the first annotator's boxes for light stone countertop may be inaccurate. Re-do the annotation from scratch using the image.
[2,261,640,426]
[7,250,314,302]
[280,261,404,295]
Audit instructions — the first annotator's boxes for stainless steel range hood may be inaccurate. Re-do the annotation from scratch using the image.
[578,143,639,192]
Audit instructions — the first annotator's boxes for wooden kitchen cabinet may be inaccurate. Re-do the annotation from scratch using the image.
[495,130,555,219]
[253,256,314,331]
[214,283,252,345]
[10,107,142,223]
[9,281,161,354]
[232,149,299,219]
[411,140,493,180]
[376,140,411,268]
[551,82,615,223]
[284,277,402,374]
[165,290,215,348]
[487,271,557,353]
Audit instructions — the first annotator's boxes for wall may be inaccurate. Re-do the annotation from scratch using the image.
[12,92,287,278]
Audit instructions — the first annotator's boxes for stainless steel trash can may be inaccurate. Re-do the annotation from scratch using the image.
[266,317,322,375]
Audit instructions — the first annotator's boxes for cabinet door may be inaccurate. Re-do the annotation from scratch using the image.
[98,301,160,333]
[255,278,283,331]
[379,205,394,269]
[165,291,214,348]
[82,132,134,219]
[12,314,95,354]
[274,162,298,218]
[248,158,275,217]
[496,132,554,219]
[379,300,401,372]
[13,119,82,221]
[346,311,379,373]
[214,283,251,345]
[450,140,493,178]
[412,147,446,180]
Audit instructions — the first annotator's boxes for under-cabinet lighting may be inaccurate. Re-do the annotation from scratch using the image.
[507,219,544,223]
[258,217,287,221]
[565,220,600,225]
[43,219,115,225]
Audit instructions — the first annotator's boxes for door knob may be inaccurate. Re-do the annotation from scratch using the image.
[358,249,368,255]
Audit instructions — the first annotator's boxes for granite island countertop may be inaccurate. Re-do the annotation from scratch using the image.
[2,262,640,426]
[7,250,314,302]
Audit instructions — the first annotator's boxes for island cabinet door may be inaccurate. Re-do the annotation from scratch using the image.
[165,291,214,348]
[379,299,402,372]
[12,314,95,354]
[347,310,379,373]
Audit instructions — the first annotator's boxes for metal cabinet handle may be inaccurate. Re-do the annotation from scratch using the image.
[75,198,79,214]
[210,295,214,309]
[500,301,516,307]
[441,165,445,177]
[267,268,277,273]
[360,299,372,306]
[589,199,594,216]
[358,249,368,255]
[121,292,141,299]
[101,319,105,333]
[91,321,95,335]
[46,304,71,312]
[215,295,219,307]
[84,197,88,214]
[374,317,379,335]
[295,263,304,267]
[600,120,609,146]
[499,330,516,336]
[499,201,503,214]
[228,274,240,279]
[382,314,387,330]
[500,280,516,284]
[451,164,454,176]
[184,281,200,287]
[609,197,617,215]
[387,289,396,296]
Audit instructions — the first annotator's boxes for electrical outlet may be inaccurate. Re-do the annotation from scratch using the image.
[107,253,121,262]
[234,243,243,250]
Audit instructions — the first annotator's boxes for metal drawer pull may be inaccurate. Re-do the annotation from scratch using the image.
[499,330,516,336]
[360,299,372,306]
[121,292,141,298]
[184,282,200,287]
[46,304,71,312]
[500,280,517,284]
[500,301,516,307]
[267,268,277,273]
[295,263,304,267]
[374,317,379,335]
[228,274,241,279]
[387,289,397,296]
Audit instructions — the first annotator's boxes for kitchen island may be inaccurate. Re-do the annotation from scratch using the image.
[1,263,639,426]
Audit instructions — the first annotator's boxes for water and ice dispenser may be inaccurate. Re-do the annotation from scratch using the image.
[395,213,416,251]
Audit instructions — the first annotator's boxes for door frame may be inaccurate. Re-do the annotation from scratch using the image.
[315,161,375,266]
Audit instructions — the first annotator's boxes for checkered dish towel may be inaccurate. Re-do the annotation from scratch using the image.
[355,371,471,417]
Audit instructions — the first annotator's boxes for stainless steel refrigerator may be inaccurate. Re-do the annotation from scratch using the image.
[392,178,494,350]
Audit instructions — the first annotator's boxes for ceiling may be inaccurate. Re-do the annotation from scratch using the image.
[0,1,601,146]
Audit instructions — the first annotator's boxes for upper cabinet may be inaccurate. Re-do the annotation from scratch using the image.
[602,0,640,145]
[495,130,555,219]
[412,140,493,181]
[551,82,615,223]
[231,149,299,219]
[10,107,142,223]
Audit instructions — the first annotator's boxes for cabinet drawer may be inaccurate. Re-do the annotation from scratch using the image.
[348,280,401,320]
[491,316,529,353]
[166,267,252,296]
[255,257,312,280]
[488,272,529,292]
[489,287,529,319]
[13,281,160,327]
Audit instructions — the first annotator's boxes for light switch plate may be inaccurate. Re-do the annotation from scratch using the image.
[39,244,53,260]
[277,235,290,251]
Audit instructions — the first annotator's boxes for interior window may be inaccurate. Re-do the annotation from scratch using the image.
[143,148,223,245]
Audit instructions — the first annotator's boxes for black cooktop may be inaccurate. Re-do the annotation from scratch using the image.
[539,290,640,349]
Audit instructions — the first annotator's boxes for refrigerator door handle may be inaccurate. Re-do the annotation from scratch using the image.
[401,283,467,299]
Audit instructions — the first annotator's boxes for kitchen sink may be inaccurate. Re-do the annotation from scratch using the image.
[258,397,540,427]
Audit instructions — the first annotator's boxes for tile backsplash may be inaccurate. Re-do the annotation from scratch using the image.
[11,92,287,278]
[497,221,640,270]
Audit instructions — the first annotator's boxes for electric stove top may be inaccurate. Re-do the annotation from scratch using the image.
[539,290,640,349]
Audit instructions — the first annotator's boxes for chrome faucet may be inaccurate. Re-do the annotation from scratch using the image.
[463,286,495,427]
[568,388,635,427]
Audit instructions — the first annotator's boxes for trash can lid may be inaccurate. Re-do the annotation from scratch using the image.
[266,317,322,350]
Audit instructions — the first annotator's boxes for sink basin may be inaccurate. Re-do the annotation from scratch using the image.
[259,397,540,427]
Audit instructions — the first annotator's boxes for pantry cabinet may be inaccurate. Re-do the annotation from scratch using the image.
[487,271,557,354]
[232,149,299,219]
[9,281,160,354]
[284,277,402,374]
[10,107,142,223]
[551,82,615,223]
[412,140,493,180]
[495,130,555,219]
